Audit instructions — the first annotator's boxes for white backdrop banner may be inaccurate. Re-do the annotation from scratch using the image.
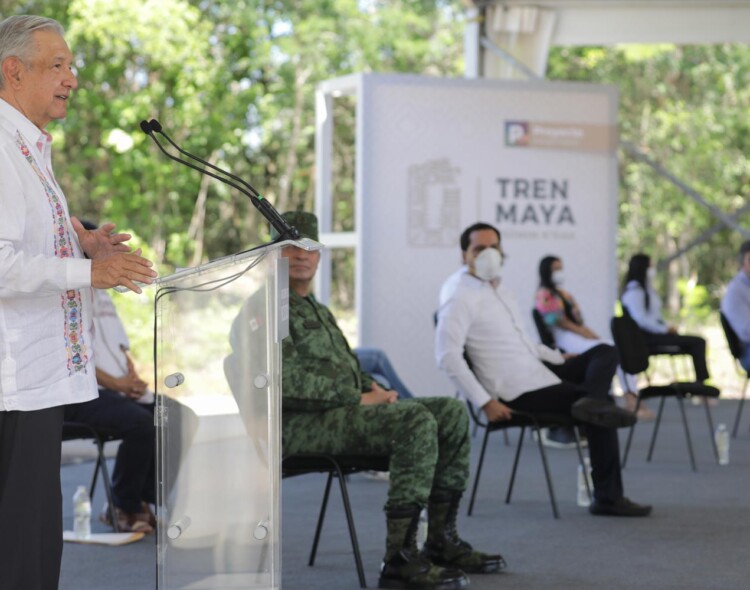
[320,73,619,398]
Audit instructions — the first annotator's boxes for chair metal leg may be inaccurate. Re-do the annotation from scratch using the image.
[89,451,100,500]
[622,425,635,469]
[95,441,119,533]
[334,466,367,589]
[703,398,719,462]
[308,472,334,567]
[471,420,480,439]
[622,395,643,468]
[646,397,667,462]
[467,427,491,516]
[573,428,592,501]
[533,425,560,519]
[676,397,697,472]
[732,377,748,438]
[504,427,526,505]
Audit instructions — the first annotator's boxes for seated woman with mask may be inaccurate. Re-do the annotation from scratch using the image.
[621,253,710,384]
[535,255,653,419]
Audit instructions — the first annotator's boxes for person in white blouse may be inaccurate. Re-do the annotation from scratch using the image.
[436,222,651,517]
[621,253,709,382]
[0,16,156,589]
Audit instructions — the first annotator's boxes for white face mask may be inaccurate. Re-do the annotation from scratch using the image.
[551,270,564,286]
[646,267,657,282]
[473,247,502,281]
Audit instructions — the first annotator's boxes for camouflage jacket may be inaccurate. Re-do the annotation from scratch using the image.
[283,290,375,412]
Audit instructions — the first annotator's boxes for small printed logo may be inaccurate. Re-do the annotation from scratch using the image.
[407,159,461,247]
[505,121,530,147]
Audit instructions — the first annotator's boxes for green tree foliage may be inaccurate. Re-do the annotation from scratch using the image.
[8,1,746,321]
[547,44,750,316]
[1,0,464,272]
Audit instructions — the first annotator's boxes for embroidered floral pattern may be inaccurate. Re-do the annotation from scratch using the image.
[15,132,89,375]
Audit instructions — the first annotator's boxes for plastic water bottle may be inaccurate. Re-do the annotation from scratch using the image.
[715,423,729,466]
[577,457,593,507]
[73,485,92,540]
[416,508,428,549]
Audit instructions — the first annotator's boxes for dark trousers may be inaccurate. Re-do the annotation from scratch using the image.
[508,344,624,502]
[65,389,155,514]
[642,331,710,381]
[0,406,65,590]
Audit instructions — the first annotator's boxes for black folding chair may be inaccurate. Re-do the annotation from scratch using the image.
[62,422,121,532]
[719,312,749,437]
[611,314,720,471]
[465,402,589,520]
[621,305,691,381]
[282,453,389,588]
[224,349,390,588]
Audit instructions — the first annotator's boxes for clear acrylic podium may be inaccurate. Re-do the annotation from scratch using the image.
[152,242,290,589]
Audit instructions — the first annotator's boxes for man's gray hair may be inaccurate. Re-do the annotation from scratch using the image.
[0,15,65,90]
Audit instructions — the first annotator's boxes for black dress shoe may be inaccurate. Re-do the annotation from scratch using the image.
[589,497,652,517]
[571,398,637,429]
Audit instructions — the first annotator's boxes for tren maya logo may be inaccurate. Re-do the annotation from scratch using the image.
[505,121,530,147]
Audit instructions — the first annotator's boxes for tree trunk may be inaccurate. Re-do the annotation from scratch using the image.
[277,64,312,213]
[187,150,220,266]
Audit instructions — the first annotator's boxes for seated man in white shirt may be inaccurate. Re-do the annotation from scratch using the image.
[64,282,156,533]
[64,221,197,532]
[435,222,651,517]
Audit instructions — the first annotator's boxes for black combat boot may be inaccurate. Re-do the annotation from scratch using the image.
[378,505,469,590]
[421,491,506,574]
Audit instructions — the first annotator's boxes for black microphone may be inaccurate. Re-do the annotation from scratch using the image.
[139,119,299,241]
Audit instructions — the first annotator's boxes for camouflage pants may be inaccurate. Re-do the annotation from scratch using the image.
[283,397,469,510]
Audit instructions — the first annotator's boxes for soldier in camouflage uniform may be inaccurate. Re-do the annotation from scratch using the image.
[277,212,504,590]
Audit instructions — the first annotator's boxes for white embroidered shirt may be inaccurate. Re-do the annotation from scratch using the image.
[0,98,97,411]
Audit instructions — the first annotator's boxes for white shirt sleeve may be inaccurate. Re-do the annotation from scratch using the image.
[0,150,91,298]
[621,284,666,334]
[435,296,493,408]
[721,277,750,343]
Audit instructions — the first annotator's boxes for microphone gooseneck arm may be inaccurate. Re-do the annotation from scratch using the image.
[140,120,299,240]
[149,119,259,197]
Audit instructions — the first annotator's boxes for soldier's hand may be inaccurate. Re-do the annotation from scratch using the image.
[361,382,398,405]
[91,249,157,294]
[482,399,512,422]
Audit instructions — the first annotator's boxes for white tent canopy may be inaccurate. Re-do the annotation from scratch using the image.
[467,0,750,78]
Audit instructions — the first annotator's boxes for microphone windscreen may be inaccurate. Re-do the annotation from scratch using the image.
[139,120,152,134]
[149,119,163,133]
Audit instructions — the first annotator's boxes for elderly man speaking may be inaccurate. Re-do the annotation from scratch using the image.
[0,15,156,590]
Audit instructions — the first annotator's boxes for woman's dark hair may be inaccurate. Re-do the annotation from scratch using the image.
[538,255,578,323]
[538,256,560,293]
[623,253,651,310]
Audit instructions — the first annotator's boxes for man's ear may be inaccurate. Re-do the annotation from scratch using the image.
[1,57,24,88]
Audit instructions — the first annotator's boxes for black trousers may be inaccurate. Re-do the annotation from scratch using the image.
[0,406,65,590]
[64,390,199,513]
[642,331,710,381]
[507,344,624,502]
[65,389,155,514]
